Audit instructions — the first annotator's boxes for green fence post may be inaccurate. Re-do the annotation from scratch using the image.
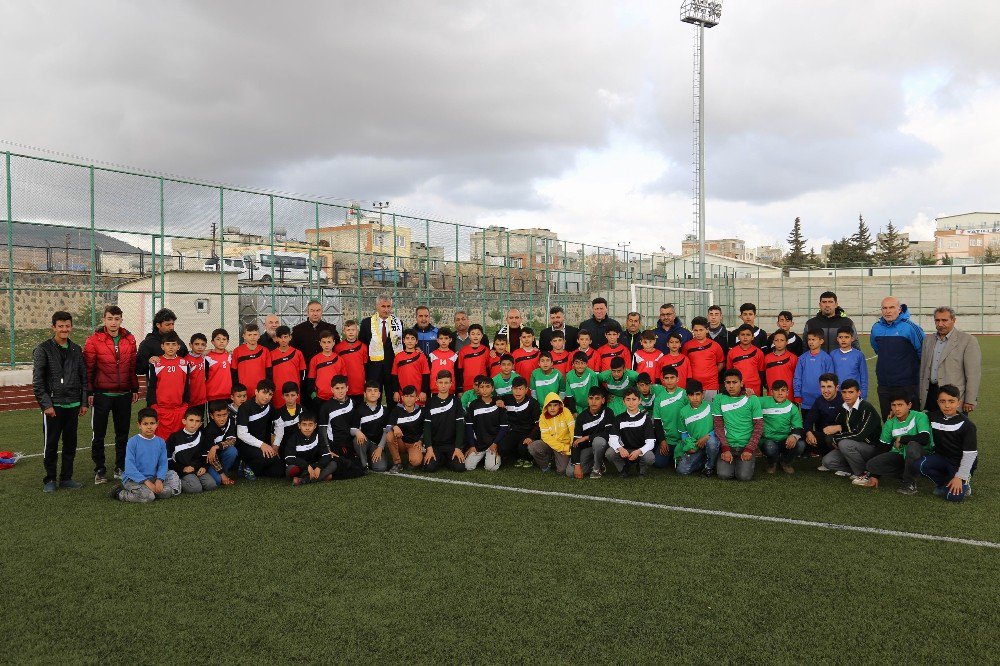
[981,262,985,334]
[5,152,13,366]
[219,187,225,328]
[391,214,398,305]
[480,229,486,326]
[544,237,551,316]
[355,207,362,320]
[89,165,97,328]
[314,202,321,304]
[159,177,165,312]
[454,223,459,309]
[268,195,276,310]
[505,230,511,314]
[425,218,430,307]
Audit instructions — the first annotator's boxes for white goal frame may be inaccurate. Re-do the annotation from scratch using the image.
[629,283,714,314]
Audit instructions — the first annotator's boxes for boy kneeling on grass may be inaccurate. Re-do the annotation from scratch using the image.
[422,371,466,473]
[853,389,931,494]
[385,385,426,472]
[917,384,978,501]
[711,369,764,482]
[759,380,804,475]
[606,388,656,477]
[166,407,217,494]
[464,377,508,472]
[110,407,181,502]
[570,386,613,478]
[282,411,338,486]
[202,400,239,486]
[527,392,576,475]
[676,380,719,477]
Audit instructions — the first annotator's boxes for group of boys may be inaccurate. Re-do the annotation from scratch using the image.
[33,301,977,504]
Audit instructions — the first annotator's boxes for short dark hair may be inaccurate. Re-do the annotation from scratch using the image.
[641,330,657,341]
[364,380,381,391]
[437,327,454,339]
[208,400,229,415]
[493,334,508,343]
[500,354,514,364]
[256,379,276,393]
[231,383,247,394]
[160,331,181,344]
[244,323,259,333]
[473,375,490,386]
[576,329,591,339]
[685,379,703,394]
[343,320,358,328]
[690,316,709,328]
[840,379,861,391]
[662,366,678,377]
[184,406,203,419]
[520,327,535,337]
[330,375,348,388]
[610,357,625,370]
[604,321,621,334]
[888,389,912,404]
[137,407,158,423]
[836,326,854,336]
[436,369,453,381]
[770,379,789,391]
[734,323,754,334]
[469,324,484,334]
[806,328,825,340]
[402,329,417,340]
[770,329,788,340]
[818,373,839,385]
[549,306,564,315]
[707,305,722,314]
[820,291,838,302]
[401,385,418,396]
[299,411,317,424]
[190,333,207,344]
[275,325,291,337]
[636,372,652,385]
[667,332,683,343]
[282,381,299,395]
[622,387,640,399]
[573,352,589,364]
[660,303,675,311]
[511,376,528,389]
[588,386,607,399]
[152,308,177,326]
[723,369,743,382]
[739,303,757,314]
[937,384,960,399]
[52,310,72,326]
[211,328,229,340]
[549,330,565,340]
[592,297,608,307]
[318,329,335,341]
[103,305,123,317]
[778,310,793,320]
[538,351,552,361]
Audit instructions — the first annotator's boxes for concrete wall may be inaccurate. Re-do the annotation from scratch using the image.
[116,271,240,341]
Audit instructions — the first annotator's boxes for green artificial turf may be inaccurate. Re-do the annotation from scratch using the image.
[2,338,997,663]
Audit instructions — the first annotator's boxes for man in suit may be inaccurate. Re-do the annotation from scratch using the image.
[539,306,578,352]
[358,294,404,401]
[919,306,981,413]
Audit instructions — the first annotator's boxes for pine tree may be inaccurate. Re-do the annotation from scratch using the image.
[826,238,852,266]
[784,217,808,267]
[876,220,908,265]
[984,244,1000,264]
[849,214,875,264]
[807,247,819,265]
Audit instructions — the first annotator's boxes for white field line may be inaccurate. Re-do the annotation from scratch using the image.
[18,443,113,460]
[392,473,1000,550]
[865,355,877,361]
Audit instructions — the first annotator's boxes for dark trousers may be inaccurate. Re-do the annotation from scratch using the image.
[365,359,394,404]
[42,406,79,483]
[499,431,532,466]
[925,383,939,413]
[915,454,978,487]
[236,443,286,478]
[867,443,925,482]
[286,460,339,482]
[91,393,132,474]
[877,384,918,422]
[423,446,465,472]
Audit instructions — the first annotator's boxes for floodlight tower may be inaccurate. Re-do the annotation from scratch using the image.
[680,0,722,291]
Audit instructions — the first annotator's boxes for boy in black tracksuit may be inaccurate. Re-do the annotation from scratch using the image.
[915,384,978,501]
[606,388,656,476]
[500,377,541,469]
[318,375,365,479]
[235,380,284,479]
[422,371,466,472]
[166,407,216,493]
[282,412,338,485]
[386,386,426,471]
[350,380,390,472]
[464,377,509,472]
[202,400,239,486]
[571,386,614,478]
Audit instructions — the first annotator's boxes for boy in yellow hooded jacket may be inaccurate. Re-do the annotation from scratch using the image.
[527,393,576,475]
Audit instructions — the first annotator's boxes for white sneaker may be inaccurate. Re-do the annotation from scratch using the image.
[833,470,851,477]
[817,465,830,472]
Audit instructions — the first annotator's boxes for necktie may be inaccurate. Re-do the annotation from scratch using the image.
[381,319,389,348]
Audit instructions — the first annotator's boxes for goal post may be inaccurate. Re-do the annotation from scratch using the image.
[629,284,714,329]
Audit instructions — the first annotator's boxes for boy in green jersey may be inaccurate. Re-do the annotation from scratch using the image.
[854,389,932,492]
[564,352,600,414]
[676,379,719,476]
[711,369,764,482]
[649,367,688,469]
[759,380,804,475]
[598,356,639,416]
[530,352,566,401]
[491,355,520,404]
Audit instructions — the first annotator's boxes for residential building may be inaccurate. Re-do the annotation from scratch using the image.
[681,235,745,259]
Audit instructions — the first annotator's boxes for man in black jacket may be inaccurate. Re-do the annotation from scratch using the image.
[135,308,188,384]
[291,300,340,365]
[803,292,858,354]
[32,311,88,493]
[539,306,579,352]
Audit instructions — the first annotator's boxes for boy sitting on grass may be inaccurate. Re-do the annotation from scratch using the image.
[202,400,239,486]
[110,407,181,502]
[853,389,932,493]
[166,407,217,494]
[527,393,576,475]
[759,380,804,475]
[918,384,978,501]
[570,386,614,478]
[606,388,656,477]
[282,411,337,486]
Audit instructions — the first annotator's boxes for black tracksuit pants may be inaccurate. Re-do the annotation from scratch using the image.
[91,393,132,474]
[43,406,79,483]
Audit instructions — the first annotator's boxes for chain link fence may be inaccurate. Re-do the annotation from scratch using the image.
[2,150,997,365]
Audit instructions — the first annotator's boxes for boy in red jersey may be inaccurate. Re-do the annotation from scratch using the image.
[392,329,431,404]
[727,324,766,396]
[633,330,664,384]
[575,329,599,371]
[185,333,208,417]
[512,328,541,379]
[269,325,306,407]
[428,327,458,394]
[596,322,631,372]
[147,331,190,440]
[488,334,509,378]
[548,331,572,375]
[305,330,346,413]
[457,324,489,391]
[660,332,690,388]
[682,316,725,402]
[333,319,368,404]
[763,329,798,399]
[205,328,233,403]
[231,323,272,393]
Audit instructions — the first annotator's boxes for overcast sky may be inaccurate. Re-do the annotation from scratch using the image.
[2,1,998,254]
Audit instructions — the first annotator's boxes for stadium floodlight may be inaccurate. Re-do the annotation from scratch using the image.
[679,0,722,291]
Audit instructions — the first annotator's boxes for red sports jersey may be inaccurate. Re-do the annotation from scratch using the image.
[512,347,541,379]
[633,349,664,384]
[148,356,190,408]
[428,348,458,394]
[205,350,232,401]
[549,349,571,376]
[764,350,798,399]
[392,350,430,398]
[232,343,272,393]
[681,338,725,390]
[307,352,346,401]
[270,346,306,406]
[184,353,207,406]
[333,339,369,396]
[458,344,490,387]
[488,351,505,378]
[659,352,690,389]
[727,344,766,396]
[596,344,631,372]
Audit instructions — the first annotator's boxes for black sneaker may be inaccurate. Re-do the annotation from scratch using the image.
[619,467,629,478]
[897,481,917,496]
[94,472,108,485]
[702,467,715,478]
[109,485,123,500]
[113,468,123,480]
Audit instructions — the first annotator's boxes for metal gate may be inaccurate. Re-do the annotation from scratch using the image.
[239,285,344,329]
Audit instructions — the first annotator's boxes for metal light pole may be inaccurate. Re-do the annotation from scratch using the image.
[680,1,722,291]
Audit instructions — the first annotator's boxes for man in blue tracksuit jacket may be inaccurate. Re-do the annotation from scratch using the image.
[870,297,924,420]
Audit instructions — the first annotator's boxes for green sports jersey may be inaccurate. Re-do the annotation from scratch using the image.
[650,384,688,445]
[710,392,763,449]
[492,372,521,398]
[879,410,933,455]
[530,368,566,401]
[460,388,479,411]
[676,401,713,460]
[598,369,639,416]
[565,368,600,413]
[759,396,803,442]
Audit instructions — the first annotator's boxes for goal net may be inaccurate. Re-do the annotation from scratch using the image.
[629,284,714,330]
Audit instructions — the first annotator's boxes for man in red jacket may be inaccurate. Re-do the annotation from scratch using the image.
[83,305,139,484]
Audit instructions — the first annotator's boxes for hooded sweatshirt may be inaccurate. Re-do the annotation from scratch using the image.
[870,304,924,387]
[537,393,575,455]
[803,307,858,355]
